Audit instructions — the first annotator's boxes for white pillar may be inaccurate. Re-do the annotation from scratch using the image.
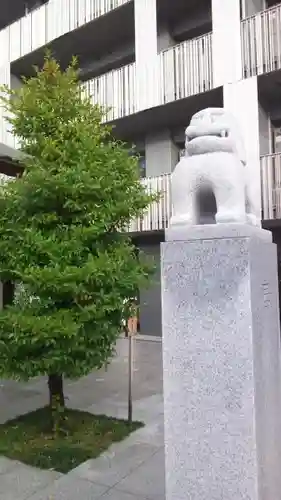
[0,28,11,147]
[134,0,159,111]
[212,0,242,87]
[223,77,262,222]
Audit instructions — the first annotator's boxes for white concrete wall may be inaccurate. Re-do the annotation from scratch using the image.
[212,0,242,87]
[223,77,262,222]
[0,28,11,148]
[10,74,22,91]
[145,131,179,177]
[134,0,159,111]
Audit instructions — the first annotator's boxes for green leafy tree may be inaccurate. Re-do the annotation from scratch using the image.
[0,55,156,432]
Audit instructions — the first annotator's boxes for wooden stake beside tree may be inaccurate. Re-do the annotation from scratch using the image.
[0,55,156,435]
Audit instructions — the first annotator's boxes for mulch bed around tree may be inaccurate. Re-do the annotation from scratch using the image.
[0,406,143,473]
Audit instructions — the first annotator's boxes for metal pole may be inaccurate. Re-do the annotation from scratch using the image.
[128,332,133,424]
[127,313,137,425]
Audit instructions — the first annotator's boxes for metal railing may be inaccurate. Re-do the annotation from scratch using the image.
[241,3,281,78]
[158,32,213,105]
[83,63,136,121]
[127,173,172,232]
[1,152,281,226]
[6,0,131,62]
[261,153,281,220]
[0,62,136,148]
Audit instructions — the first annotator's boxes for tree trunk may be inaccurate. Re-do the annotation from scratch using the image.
[3,281,15,307]
[48,373,65,406]
[48,374,65,435]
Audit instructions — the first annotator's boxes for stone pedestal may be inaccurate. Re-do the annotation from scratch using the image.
[161,224,281,500]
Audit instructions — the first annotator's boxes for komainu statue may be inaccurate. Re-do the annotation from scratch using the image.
[170,108,260,226]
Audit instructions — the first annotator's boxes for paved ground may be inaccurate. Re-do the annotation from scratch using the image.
[0,337,165,500]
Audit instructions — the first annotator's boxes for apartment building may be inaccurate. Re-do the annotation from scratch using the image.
[0,0,281,336]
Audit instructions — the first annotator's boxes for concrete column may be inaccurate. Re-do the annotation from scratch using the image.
[223,77,261,221]
[241,0,265,17]
[212,0,242,87]
[157,24,176,52]
[259,105,272,156]
[145,131,179,177]
[134,0,159,111]
[10,74,22,91]
[139,244,162,337]
[0,29,11,147]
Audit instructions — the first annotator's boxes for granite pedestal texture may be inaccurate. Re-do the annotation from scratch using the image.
[161,224,281,500]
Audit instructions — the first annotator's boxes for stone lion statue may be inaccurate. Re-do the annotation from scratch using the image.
[170,107,260,226]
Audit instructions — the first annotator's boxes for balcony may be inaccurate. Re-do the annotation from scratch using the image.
[158,33,213,105]
[0,62,136,152]
[0,154,281,229]
[242,3,281,78]
[82,34,214,121]
[6,0,131,63]
[130,154,281,231]
[127,174,172,233]
[83,63,136,121]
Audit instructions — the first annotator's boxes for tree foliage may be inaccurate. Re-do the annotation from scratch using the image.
[0,56,155,404]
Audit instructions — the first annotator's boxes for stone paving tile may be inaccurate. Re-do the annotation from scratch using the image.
[0,339,165,500]
[127,418,164,448]
[0,463,61,500]
[98,487,149,500]
[26,476,108,500]
[115,448,165,500]
[0,395,47,425]
[0,456,19,474]
[86,393,163,424]
[70,442,159,488]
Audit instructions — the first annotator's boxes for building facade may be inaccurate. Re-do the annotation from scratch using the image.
[0,0,281,335]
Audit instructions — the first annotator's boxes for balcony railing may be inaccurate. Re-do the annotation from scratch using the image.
[1,154,281,227]
[261,153,281,220]
[127,174,172,232]
[0,62,136,150]
[242,3,281,78]
[158,33,213,105]
[83,63,136,121]
[6,0,131,63]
